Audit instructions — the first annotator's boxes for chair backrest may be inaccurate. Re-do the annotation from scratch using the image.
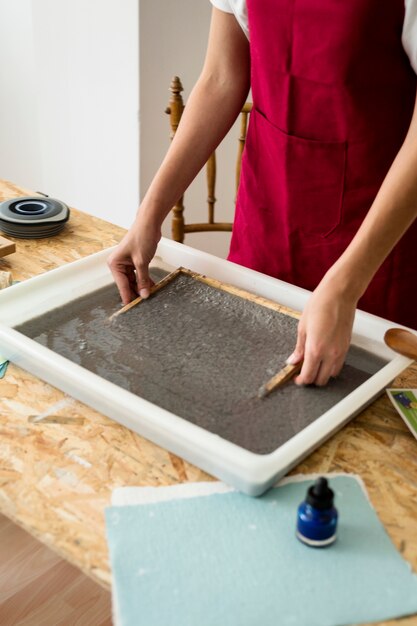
[165,76,252,243]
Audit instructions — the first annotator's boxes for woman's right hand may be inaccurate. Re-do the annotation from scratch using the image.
[107,9,250,306]
[107,216,162,305]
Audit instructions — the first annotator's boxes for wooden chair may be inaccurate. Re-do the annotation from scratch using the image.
[165,76,252,243]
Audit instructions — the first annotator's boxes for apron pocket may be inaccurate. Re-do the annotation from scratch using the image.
[254,108,346,238]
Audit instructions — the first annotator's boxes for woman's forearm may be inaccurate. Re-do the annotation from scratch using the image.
[139,75,249,226]
[137,9,250,229]
[107,8,250,305]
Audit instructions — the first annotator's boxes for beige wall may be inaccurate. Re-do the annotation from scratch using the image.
[0,0,239,259]
[0,0,42,190]
[0,0,140,227]
[140,0,239,259]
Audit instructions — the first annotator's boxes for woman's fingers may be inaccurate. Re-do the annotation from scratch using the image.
[108,256,137,305]
[286,328,305,366]
[295,343,347,386]
[289,276,356,387]
[135,262,152,299]
[295,351,322,386]
[107,219,161,304]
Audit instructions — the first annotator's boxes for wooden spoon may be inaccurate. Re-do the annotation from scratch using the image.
[384,327,417,360]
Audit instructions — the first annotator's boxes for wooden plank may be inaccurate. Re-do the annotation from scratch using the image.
[0,235,16,258]
[0,514,112,625]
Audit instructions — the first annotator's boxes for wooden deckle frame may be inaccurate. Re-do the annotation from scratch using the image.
[110,267,301,322]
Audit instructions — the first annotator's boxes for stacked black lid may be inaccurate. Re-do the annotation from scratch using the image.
[0,196,70,239]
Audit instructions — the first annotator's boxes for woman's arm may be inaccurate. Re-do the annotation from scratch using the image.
[108,8,250,304]
[291,88,417,386]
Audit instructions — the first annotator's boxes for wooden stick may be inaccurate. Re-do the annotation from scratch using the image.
[109,267,182,321]
[110,266,300,322]
[179,267,300,319]
[28,415,85,425]
[258,361,303,398]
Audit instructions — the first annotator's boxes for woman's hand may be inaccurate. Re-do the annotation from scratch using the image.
[287,275,359,386]
[107,216,161,305]
[107,9,250,306]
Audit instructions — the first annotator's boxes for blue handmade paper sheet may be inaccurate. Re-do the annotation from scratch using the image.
[106,475,417,626]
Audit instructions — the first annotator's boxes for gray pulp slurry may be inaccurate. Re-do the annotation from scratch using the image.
[16,268,387,455]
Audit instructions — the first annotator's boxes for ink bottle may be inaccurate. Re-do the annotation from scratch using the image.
[296,477,338,547]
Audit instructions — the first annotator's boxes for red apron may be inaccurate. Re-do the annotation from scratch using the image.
[228,0,417,329]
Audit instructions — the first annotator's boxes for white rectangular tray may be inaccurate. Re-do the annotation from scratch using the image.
[0,238,411,495]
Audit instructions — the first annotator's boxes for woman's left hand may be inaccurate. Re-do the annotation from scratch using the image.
[286,276,359,386]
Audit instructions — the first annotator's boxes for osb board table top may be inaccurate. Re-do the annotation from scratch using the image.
[1,180,417,625]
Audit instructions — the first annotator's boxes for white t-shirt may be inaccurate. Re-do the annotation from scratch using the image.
[211,0,417,74]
